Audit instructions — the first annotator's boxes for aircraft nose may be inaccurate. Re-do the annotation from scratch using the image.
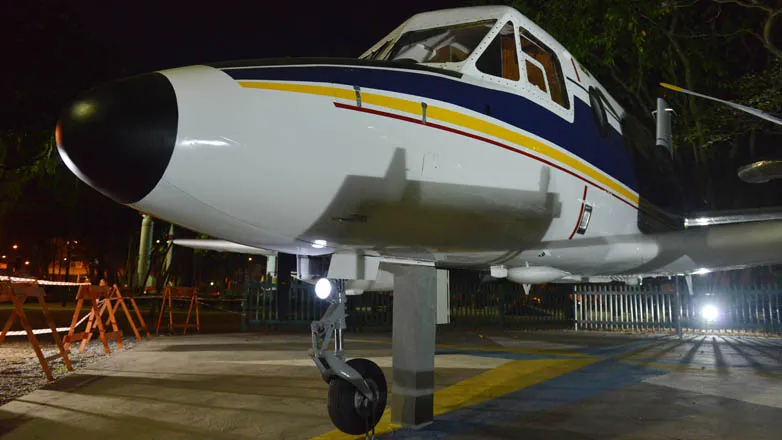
[56,72,178,204]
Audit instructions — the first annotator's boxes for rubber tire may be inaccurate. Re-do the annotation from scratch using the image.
[327,358,387,435]
[589,86,609,138]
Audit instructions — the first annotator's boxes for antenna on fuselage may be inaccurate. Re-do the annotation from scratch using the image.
[653,97,675,158]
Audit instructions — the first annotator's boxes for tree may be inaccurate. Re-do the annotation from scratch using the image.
[481,0,782,210]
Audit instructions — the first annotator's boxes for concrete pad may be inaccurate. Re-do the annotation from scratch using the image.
[2,332,782,439]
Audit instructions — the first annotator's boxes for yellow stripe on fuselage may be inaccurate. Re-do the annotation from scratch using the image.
[237,80,640,206]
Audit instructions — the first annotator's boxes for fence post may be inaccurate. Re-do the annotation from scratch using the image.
[573,285,578,331]
[241,279,248,333]
[499,284,506,330]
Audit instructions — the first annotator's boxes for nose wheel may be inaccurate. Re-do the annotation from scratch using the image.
[311,281,387,436]
[328,358,387,436]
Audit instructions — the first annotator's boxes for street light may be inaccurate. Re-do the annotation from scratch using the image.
[24,261,30,266]
[11,244,18,250]
[1,255,5,259]
[248,257,253,262]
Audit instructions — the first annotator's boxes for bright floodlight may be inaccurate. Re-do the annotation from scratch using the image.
[702,305,718,322]
[315,278,332,299]
[312,239,328,249]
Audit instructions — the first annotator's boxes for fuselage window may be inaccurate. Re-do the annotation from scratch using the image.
[518,28,570,109]
[475,22,520,81]
[524,59,546,92]
[386,20,497,64]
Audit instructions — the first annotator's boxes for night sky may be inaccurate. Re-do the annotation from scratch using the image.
[3,0,469,130]
[0,0,471,260]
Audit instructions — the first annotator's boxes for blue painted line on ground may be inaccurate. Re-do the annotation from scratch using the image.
[382,360,666,439]
[577,337,672,357]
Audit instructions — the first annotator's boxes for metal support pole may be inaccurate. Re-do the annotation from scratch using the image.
[390,265,437,427]
[335,328,343,353]
[574,288,579,331]
[137,214,154,288]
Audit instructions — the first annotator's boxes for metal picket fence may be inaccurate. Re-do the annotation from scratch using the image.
[243,280,392,330]
[450,282,572,328]
[573,284,676,332]
[573,284,782,335]
[243,279,782,335]
[678,286,782,334]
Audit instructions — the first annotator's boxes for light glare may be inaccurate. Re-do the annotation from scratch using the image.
[315,278,332,299]
[312,239,327,249]
[702,305,718,322]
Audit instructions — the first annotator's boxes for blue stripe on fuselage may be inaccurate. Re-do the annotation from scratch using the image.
[222,65,639,193]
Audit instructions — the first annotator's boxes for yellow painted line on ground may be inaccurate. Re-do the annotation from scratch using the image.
[237,80,640,207]
[311,356,597,440]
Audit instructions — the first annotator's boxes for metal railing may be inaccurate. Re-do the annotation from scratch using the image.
[573,284,782,335]
[242,280,782,335]
[573,284,676,332]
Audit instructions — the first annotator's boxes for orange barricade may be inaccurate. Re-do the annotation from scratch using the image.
[0,281,74,381]
[102,285,152,342]
[156,286,200,335]
[63,285,123,354]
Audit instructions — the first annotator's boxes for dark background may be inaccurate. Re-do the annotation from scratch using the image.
[1,0,781,286]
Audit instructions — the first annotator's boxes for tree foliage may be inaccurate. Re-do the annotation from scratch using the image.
[480,0,782,209]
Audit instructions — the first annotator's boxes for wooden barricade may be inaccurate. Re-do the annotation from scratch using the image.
[101,285,152,341]
[156,287,200,335]
[0,281,74,381]
[63,285,123,354]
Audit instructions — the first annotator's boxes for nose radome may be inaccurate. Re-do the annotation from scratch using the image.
[56,72,178,204]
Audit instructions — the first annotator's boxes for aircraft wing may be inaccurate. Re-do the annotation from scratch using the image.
[684,207,782,227]
[172,239,334,256]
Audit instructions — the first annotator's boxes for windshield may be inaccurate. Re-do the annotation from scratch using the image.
[385,20,496,64]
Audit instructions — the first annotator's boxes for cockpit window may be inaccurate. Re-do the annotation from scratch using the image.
[386,20,496,64]
[475,22,519,81]
[519,28,570,108]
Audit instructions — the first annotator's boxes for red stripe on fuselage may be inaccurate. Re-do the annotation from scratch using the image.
[333,102,638,212]
[569,186,589,239]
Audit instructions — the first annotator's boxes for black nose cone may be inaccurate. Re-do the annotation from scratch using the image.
[56,72,178,204]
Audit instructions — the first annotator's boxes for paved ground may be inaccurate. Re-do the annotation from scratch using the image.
[1,331,782,439]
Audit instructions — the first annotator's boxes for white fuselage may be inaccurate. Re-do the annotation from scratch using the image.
[58,6,782,281]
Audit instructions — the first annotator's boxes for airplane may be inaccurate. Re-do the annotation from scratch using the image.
[54,5,782,435]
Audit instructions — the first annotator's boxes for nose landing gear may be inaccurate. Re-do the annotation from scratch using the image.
[311,280,387,436]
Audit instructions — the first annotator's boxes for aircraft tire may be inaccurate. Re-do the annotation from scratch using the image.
[327,358,387,435]
[589,86,609,137]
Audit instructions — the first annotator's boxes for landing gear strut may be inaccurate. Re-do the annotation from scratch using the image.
[311,280,387,436]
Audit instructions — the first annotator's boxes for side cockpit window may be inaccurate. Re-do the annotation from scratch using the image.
[475,22,520,81]
[519,28,569,109]
[386,20,496,64]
